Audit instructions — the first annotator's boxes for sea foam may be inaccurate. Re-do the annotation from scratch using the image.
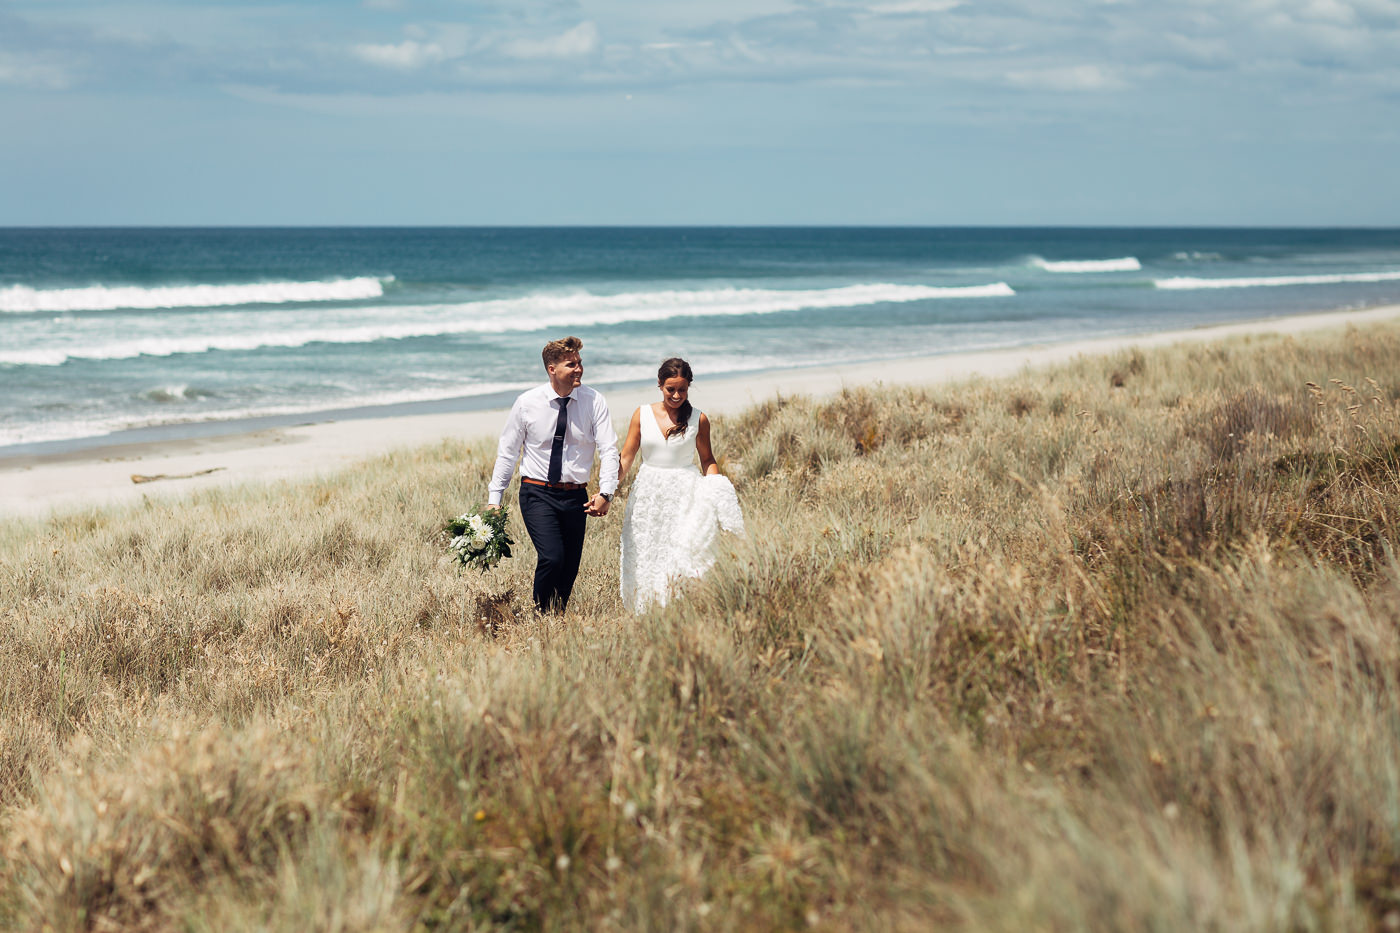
[0,380,535,448]
[138,384,216,403]
[0,276,390,313]
[1155,271,1400,290]
[1031,256,1141,273]
[1,281,1015,367]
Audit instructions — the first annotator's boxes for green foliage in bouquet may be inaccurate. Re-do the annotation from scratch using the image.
[444,505,514,571]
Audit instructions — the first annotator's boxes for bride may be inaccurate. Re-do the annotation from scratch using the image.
[618,358,744,612]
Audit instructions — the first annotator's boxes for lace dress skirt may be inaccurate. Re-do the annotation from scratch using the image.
[620,464,744,613]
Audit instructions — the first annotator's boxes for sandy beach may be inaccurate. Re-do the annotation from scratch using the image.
[4,301,1398,520]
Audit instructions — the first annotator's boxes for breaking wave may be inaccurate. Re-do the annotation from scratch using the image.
[1030,256,1141,273]
[137,384,218,404]
[1155,271,1400,290]
[0,380,533,448]
[0,281,1015,367]
[0,276,391,313]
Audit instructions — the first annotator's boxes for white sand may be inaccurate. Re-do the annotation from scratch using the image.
[4,303,1398,520]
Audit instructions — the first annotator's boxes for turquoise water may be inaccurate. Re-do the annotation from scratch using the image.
[3,227,1400,451]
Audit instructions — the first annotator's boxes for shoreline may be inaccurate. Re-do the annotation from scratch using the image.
[5,301,1399,520]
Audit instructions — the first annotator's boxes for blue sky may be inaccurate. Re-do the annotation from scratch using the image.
[2,0,1398,225]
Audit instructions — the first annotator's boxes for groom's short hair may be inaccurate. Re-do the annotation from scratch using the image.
[542,336,583,368]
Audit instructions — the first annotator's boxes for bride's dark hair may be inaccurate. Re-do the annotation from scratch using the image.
[658,357,694,439]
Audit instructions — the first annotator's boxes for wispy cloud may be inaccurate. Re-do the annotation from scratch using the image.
[1005,64,1126,92]
[3,0,1398,100]
[352,39,451,70]
[5,0,1399,224]
[867,0,964,14]
[500,22,600,60]
[0,51,74,89]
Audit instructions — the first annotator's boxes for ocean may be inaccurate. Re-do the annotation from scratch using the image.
[4,227,1400,454]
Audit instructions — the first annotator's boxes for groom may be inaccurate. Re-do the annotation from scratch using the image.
[487,336,619,613]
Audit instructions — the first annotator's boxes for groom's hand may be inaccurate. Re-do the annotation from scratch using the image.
[584,493,611,516]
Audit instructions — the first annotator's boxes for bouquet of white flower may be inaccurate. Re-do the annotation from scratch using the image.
[444,506,514,571]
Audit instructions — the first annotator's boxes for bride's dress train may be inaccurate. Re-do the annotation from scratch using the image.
[620,407,744,613]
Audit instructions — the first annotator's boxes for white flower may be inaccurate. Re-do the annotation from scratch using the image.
[467,514,488,535]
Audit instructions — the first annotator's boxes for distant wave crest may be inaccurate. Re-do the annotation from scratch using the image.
[0,281,1015,367]
[0,276,390,313]
[510,282,1015,318]
[1031,256,1141,273]
[138,384,217,404]
[1155,271,1400,290]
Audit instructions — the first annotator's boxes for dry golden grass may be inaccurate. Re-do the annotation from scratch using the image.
[3,323,1400,930]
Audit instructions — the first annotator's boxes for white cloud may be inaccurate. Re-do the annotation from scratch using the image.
[1004,64,1126,91]
[501,22,600,60]
[1248,0,1361,23]
[1162,32,1232,68]
[350,24,474,71]
[352,39,450,70]
[7,0,1399,103]
[725,35,768,64]
[1301,0,1360,22]
[868,0,964,13]
[1353,0,1400,21]
[0,52,73,89]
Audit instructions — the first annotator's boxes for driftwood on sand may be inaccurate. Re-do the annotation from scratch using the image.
[130,467,225,484]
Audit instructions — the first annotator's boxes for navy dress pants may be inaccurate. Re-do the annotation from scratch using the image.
[518,483,589,612]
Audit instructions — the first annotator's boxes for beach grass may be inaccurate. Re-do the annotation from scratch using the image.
[3,322,1400,930]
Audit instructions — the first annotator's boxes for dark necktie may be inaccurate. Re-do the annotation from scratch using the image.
[547,396,571,484]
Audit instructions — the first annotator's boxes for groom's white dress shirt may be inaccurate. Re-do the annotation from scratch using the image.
[488,383,620,506]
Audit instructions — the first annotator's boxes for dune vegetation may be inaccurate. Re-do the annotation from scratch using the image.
[3,322,1400,931]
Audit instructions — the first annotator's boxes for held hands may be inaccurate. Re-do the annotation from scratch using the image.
[584,493,611,517]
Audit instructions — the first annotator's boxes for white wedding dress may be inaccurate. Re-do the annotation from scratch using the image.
[620,406,745,613]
